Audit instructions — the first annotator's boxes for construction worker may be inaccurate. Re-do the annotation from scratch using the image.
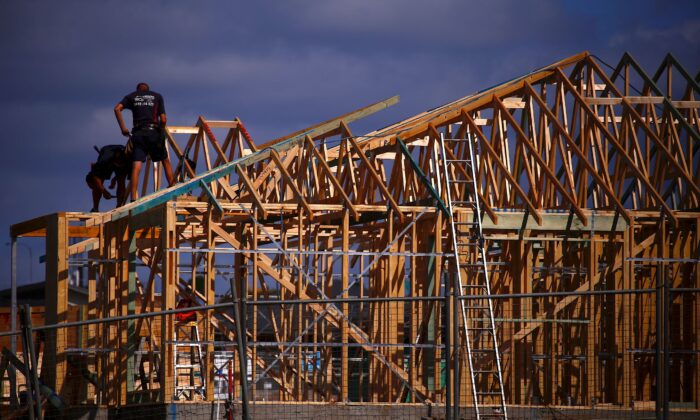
[175,296,197,323]
[85,144,131,212]
[114,82,175,201]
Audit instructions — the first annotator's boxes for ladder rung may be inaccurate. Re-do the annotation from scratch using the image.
[468,327,494,332]
[175,386,204,390]
[455,234,476,240]
[175,357,203,362]
[446,159,472,163]
[477,391,503,396]
[462,262,505,267]
[175,364,202,369]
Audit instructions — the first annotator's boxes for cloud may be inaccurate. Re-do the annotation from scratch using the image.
[1,0,699,289]
[609,19,700,47]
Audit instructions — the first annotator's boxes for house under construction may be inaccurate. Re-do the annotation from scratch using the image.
[4,51,700,419]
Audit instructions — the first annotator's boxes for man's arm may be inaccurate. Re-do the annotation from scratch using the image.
[114,103,130,136]
[157,94,167,126]
[87,173,112,199]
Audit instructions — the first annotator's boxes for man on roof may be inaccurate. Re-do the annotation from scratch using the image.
[114,82,175,201]
[86,144,131,212]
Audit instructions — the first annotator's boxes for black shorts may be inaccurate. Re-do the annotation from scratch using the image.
[132,129,167,162]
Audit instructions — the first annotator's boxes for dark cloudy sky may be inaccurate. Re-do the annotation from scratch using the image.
[1,0,698,290]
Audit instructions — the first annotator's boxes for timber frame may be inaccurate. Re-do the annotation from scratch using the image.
[8,52,700,412]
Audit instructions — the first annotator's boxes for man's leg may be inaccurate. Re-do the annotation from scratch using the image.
[116,175,127,206]
[131,161,143,201]
[150,130,176,187]
[86,174,102,212]
[162,158,176,187]
[91,187,101,212]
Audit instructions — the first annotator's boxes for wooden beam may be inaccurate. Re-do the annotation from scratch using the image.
[494,97,589,225]
[236,164,268,219]
[347,136,405,223]
[356,52,591,152]
[556,68,679,225]
[582,96,665,105]
[10,214,49,238]
[461,111,543,225]
[430,124,499,224]
[159,203,177,402]
[305,136,359,220]
[208,221,431,398]
[524,82,630,223]
[340,210,349,401]
[268,149,314,219]
[259,96,399,149]
[14,226,100,238]
[43,213,68,395]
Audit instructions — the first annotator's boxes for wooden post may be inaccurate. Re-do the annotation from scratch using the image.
[410,219,418,403]
[695,217,700,408]
[251,222,258,402]
[205,208,216,400]
[513,238,527,404]
[622,221,634,405]
[341,210,349,401]
[433,210,442,402]
[87,248,98,402]
[44,213,68,397]
[296,209,304,400]
[125,221,137,403]
[586,235,597,406]
[160,203,177,402]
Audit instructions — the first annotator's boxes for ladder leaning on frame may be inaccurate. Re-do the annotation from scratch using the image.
[173,318,206,401]
[439,131,508,419]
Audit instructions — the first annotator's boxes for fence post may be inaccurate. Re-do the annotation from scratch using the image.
[656,257,672,420]
[230,274,250,420]
[20,304,43,420]
[9,238,19,408]
[663,267,670,420]
[453,275,461,420]
[444,280,451,420]
[656,261,663,419]
[228,359,234,420]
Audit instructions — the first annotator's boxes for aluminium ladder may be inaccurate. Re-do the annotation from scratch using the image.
[439,132,507,419]
[173,321,206,400]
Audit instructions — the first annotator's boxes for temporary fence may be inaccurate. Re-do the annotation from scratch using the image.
[1,287,699,419]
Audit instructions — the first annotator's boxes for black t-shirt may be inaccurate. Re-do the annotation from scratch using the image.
[90,145,130,180]
[119,90,166,128]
